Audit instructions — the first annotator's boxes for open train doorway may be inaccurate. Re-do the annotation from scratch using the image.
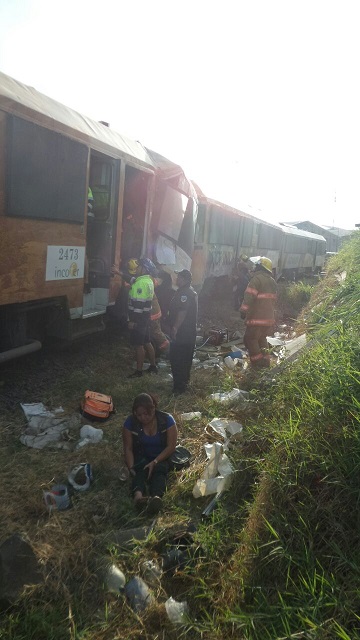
[120,165,150,268]
[111,165,151,326]
[83,152,119,317]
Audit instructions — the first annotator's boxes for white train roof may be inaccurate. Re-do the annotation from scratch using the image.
[0,71,154,168]
[278,222,326,241]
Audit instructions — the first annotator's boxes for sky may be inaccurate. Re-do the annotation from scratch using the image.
[0,0,359,230]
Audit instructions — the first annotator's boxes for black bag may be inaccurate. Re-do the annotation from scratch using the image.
[169,446,191,471]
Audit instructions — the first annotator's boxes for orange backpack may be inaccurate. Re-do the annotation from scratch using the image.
[80,390,114,421]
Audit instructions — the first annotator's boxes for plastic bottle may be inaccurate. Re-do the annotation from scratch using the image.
[124,576,154,612]
[105,564,126,592]
[165,597,189,624]
[141,559,162,585]
[224,356,239,370]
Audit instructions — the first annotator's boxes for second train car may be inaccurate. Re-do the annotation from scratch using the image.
[191,189,326,290]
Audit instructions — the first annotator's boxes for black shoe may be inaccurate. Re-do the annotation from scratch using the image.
[146,365,158,374]
[146,496,163,515]
[173,386,186,395]
[135,497,149,512]
[128,370,143,378]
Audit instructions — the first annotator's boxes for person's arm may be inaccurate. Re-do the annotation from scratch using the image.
[111,264,121,276]
[123,427,135,474]
[240,274,258,319]
[170,310,187,340]
[144,423,178,477]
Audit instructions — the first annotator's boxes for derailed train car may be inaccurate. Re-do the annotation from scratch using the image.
[0,72,197,362]
[191,188,326,289]
[277,223,326,277]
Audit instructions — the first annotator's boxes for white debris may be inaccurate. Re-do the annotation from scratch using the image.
[165,597,189,624]
[210,388,249,403]
[75,425,103,450]
[208,418,243,438]
[193,441,234,498]
[224,356,240,369]
[180,412,202,421]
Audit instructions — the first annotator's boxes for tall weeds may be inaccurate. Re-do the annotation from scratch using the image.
[187,234,360,639]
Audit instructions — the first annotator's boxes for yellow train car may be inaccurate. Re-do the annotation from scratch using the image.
[0,72,196,361]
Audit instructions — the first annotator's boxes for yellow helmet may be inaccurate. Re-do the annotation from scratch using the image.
[127,258,139,275]
[258,256,273,272]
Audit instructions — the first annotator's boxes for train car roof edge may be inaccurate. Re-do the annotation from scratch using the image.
[0,70,155,169]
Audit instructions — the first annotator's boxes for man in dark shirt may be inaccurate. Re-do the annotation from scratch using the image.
[168,269,198,395]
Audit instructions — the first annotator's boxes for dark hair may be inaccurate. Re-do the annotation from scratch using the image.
[158,270,172,288]
[132,393,158,414]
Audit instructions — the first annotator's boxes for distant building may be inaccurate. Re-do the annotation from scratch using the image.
[280,221,353,252]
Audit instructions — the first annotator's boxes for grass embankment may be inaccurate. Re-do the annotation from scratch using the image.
[0,236,359,639]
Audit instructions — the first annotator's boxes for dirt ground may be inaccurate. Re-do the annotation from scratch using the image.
[0,280,298,638]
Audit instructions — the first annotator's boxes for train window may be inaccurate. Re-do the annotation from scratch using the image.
[6,116,88,223]
[286,235,305,253]
[258,224,282,250]
[195,204,206,243]
[209,205,238,245]
[158,185,188,241]
[240,219,254,246]
[178,198,196,257]
[90,159,113,221]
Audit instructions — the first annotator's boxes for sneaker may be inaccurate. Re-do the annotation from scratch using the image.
[146,365,158,374]
[146,496,163,515]
[135,497,149,512]
[128,370,143,378]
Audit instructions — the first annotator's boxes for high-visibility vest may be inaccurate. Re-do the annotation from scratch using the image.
[128,275,154,322]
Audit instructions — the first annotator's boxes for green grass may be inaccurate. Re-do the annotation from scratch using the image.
[1,234,360,638]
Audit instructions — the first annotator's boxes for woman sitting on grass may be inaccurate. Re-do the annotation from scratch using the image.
[123,393,177,514]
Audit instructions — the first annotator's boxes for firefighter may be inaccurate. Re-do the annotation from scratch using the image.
[150,285,170,357]
[240,257,277,368]
[144,263,170,358]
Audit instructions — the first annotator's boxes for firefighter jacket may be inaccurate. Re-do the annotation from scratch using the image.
[128,275,154,324]
[240,269,277,326]
[150,292,162,322]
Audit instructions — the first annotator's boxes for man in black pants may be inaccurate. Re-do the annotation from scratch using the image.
[169,269,198,395]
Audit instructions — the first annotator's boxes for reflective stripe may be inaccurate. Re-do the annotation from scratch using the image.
[240,304,249,311]
[246,319,275,326]
[150,311,162,321]
[245,287,258,296]
[128,306,152,313]
[250,353,263,362]
[257,293,277,299]
[159,340,169,350]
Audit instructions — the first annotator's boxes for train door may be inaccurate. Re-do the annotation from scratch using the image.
[120,165,151,266]
[109,165,151,324]
[83,152,119,316]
